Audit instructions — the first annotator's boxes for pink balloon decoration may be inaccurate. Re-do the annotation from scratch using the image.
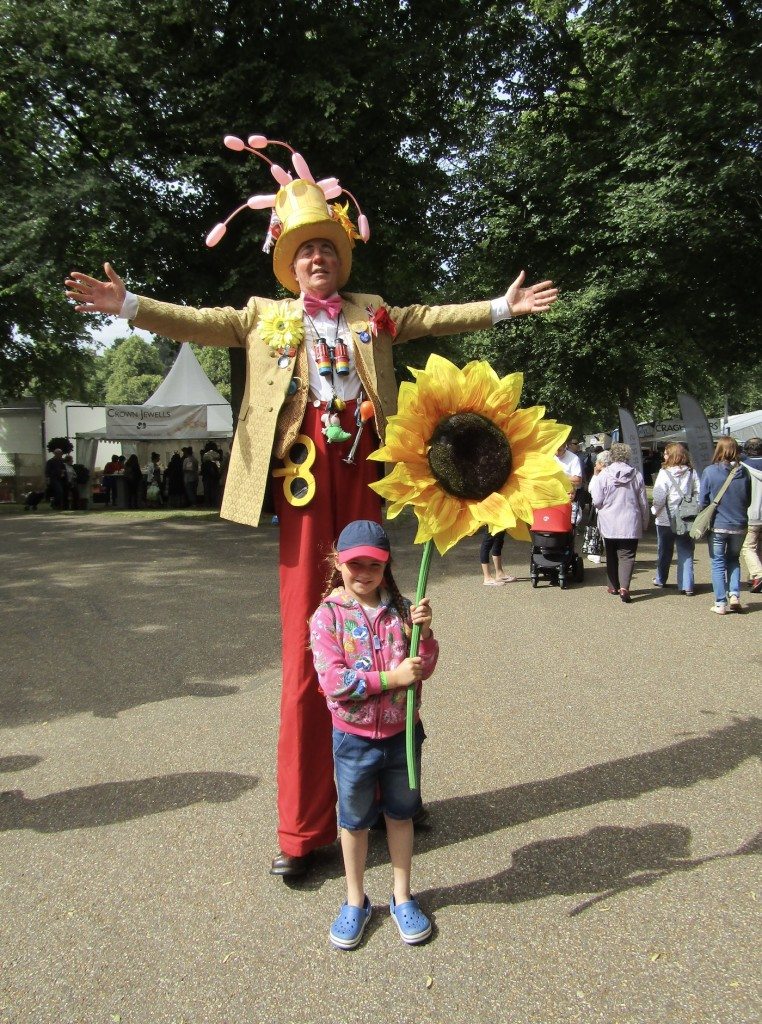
[291,153,315,183]
[247,194,277,209]
[318,178,342,200]
[206,223,227,247]
[247,134,268,149]
[270,164,293,186]
[224,135,245,151]
[358,215,370,242]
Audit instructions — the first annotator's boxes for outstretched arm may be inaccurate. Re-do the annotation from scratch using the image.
[64,263,126,316]
[504,270,558,317]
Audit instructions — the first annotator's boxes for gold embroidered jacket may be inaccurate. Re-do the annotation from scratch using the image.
[132,292,493,527]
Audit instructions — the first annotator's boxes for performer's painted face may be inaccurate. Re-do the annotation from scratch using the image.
[338,556,386,605]
[292,239,341,298]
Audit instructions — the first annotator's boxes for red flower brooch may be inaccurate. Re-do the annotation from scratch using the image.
[366,305,398,339]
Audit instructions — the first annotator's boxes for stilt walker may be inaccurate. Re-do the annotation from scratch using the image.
[65,133,559,877]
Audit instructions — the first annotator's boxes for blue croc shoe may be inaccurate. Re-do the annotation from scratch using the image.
[390,895,432,945]
[329,895,372,950]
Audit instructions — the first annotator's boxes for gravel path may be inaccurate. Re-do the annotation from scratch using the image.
[0,510,759,1024]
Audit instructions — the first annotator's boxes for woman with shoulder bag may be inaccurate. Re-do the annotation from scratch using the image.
[651,443,700,595]
[699,437,752,615]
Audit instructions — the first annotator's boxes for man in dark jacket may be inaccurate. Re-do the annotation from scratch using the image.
[44,449,66,509]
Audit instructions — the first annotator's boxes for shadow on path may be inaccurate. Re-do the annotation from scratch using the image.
[418,823,760,916]
[295,716,760,897]
[415,715,760,855]
[0,755,43,773]
[0,771,257,832]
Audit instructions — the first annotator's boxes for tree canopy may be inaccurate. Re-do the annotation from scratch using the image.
[1,0,759,431]
[446,0,761,427]
[1,0,507,399]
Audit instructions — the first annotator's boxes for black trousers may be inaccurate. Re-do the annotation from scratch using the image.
[604,538,638,591]
[479,529,506,562]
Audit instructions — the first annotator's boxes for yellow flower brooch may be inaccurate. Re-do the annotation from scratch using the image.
[330,201,361,245]
[259,302,304,353]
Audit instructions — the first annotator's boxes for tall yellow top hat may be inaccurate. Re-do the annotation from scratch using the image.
[205,134,370,294]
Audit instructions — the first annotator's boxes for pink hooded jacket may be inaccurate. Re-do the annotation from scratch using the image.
[309,588,439,740]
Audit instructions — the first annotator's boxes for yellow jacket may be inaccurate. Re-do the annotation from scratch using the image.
[132,292,493,527]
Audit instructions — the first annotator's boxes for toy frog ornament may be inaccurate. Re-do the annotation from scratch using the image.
[321,412,351,444]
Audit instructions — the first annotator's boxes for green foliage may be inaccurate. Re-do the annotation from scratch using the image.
[2,0,759,430]
[0,0,510,403]
[100,335,164,404]
[46,436,73,454]
[447,0,761,428]
[191,345,231,402]
[151,337,180,375]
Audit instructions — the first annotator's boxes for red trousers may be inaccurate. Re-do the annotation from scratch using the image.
[274,400,381,856]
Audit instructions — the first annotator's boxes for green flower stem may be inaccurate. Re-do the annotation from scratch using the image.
[406,538,434,789]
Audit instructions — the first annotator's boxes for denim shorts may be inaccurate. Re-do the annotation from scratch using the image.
[333,722,425,831]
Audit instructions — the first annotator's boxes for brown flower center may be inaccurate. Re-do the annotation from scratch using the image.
[427,413,512,500]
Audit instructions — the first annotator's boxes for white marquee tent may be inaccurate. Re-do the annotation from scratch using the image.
[76,344,234,473]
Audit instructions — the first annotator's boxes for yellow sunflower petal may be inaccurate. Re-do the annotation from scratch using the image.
[507,520,532,542]
[412,354,464,417]
[500,406,545,445]
[484,372,524,419]
[459,360,500,413]
[471,491,517,530]
[377,423,428,462]
[511,418,570,458]
[505,487,534,524]
[426,502,478,555]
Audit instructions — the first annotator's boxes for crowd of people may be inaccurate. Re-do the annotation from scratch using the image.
[477,436,761,611]
[98,443,228,509]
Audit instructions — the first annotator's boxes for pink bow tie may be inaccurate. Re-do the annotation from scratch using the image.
[303,294,342,319]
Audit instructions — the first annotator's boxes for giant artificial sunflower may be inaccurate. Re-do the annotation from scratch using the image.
[369,354,571,555]
[259,301,304,352]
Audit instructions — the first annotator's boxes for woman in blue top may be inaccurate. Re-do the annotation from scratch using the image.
[699,437,752,614]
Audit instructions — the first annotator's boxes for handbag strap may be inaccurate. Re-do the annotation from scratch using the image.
[709,464,741,509]
[664,469,692,500]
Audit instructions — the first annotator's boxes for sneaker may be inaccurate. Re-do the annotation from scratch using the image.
[728,595,743,613]
[329,895,372,950]
[389,895,432,945]
[710,603,727,615]
[652,579,665,588]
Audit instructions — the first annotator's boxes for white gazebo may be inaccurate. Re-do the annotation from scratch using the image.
[76,344,234,473]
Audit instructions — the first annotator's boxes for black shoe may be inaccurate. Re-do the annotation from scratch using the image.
[269,851,312,877]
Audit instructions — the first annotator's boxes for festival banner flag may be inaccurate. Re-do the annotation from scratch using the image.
[678,394,715,476]
[105,404,208,439]
[618,408,644,477]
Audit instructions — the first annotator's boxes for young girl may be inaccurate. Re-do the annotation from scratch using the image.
[310,519,438,950]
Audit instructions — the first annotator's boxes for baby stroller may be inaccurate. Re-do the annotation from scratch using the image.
[529,503,584,589]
